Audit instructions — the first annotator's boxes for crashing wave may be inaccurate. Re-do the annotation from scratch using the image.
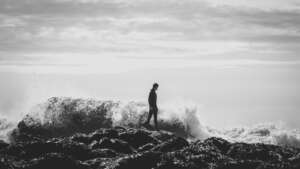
[9,97,207,142]
[0,117,15,142]
[5,97,300,148]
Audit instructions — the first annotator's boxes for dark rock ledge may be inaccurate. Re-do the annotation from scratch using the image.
[1,127,300,169]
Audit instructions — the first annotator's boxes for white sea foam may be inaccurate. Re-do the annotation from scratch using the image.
[208,123,300,147]
[0,116,16,142]
[1,97,300,148]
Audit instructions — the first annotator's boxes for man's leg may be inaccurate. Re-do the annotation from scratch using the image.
[153,107,158,130]
[145,107,153,125]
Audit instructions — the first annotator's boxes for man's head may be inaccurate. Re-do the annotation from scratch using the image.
[153,83,159,90]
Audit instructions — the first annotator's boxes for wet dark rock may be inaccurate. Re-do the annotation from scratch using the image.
[90,137,134,154]
[90,148,117,158]
[227,142,284,162]
[109,151,161,169]
[2,144,25,157]
[70,133,90,144]
[216,160,264,169]
[289,153,300,169]
[113,126,127,132]
[10,117,50,143]
[0,140,9,150]
[102,129,119,138]
[156,151,209,169]
[118,129,158,148]
[138,143,155,152]
[0,156,14,169]
[17,141,60,159]
[187,139,225,159]
[89,129,119,143]
[155,162,189,169]
[203,137,231,153]
[59,140,91,160]
[10,130,44,144]
[2,140,92,161]
[152,136,189,152]
[158,120,190,139]
[24,153,87,169]
[150,130,174,142]
[1,127,300,169]
[82,158,110,169]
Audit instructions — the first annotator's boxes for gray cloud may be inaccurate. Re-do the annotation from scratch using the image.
[0,0,300,62]
[0,0,126,17]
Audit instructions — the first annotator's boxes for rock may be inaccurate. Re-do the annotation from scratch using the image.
[156,151,206,169]
[155,162,189,169]
[216,160,263,169]
[2,144,25,158]
[89,129,119,143]
[83,158,111,169]
[70,133,90,144]
[11,116,50,143]
[90,137,134,154]
[0,156,14,169]
[138,143,155,152]
[203,137,231,153]
[186,140,226,163]
[20,141,61,159]
[227,143,283,162]
[110,151,161,169]
[289,153,300,169]
[102,129,119,138]
[2,139,92,161]
[0,140,9,150]
[24,153,87,169]
[152,137,188,152]
[60,140,92,160]
[90,148,117,158]
[150,130,174,142]
[113,126,127,132]
[119,129,158,148]
[1,127,300,169]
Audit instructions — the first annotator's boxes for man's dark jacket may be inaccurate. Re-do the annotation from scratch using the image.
[148,89,157,107]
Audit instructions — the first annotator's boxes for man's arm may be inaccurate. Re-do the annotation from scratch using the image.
[148,90,157,107]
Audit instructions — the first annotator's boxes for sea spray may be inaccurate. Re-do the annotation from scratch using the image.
[2,97,300,149]
[208,123,300,148]
[9,97,209,142]
[0,117,16,142]
[158,100,209,140]
[109,101,148,127]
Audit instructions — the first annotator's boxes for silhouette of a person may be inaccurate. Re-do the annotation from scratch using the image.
[144,83,159,130]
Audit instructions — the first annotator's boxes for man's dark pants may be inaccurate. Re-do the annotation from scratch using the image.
[145,105,158,128]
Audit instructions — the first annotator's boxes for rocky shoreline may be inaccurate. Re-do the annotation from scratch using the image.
[1,126,300,169]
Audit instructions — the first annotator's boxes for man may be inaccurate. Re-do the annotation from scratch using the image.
[144,83,159,130]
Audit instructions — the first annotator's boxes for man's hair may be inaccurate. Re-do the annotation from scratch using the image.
[153,83,159,88]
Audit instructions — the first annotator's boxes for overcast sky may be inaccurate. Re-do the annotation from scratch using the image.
[0,0,299,128]
[1,0,300,71]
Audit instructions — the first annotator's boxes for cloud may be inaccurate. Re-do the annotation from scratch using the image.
[0,0,300,69]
